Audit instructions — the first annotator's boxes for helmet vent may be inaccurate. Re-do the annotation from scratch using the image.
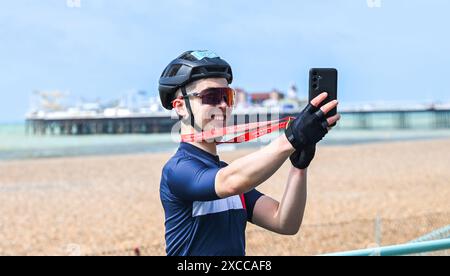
[179,52,198,61]
[164,64,182,77]
[205,66,227,73]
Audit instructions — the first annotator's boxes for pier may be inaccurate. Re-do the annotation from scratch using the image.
[25,109,450,136]
[25,114,174,135]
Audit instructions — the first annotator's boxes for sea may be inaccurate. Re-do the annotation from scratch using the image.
[1,112,450,160]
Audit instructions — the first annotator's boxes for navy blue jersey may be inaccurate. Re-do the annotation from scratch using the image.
[160,142,264,256]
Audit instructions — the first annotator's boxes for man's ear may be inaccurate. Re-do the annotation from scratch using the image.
[172,98,187,119]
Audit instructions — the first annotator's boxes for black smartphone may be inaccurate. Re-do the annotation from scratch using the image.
[309,68,338,126]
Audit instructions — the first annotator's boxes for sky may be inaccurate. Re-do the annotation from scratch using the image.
[1,0,450,122]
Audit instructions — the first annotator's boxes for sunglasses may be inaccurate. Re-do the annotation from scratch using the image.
[173,87,235,107]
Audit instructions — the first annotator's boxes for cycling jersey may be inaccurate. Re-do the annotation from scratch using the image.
[160,142,264,256]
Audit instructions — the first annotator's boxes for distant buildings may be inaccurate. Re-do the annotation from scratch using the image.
[249,90,284,106]
[27,84,309,119]
[234,84,307,112]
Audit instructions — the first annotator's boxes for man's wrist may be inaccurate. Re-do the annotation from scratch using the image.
[278,133,296,154]
[290,166,308,175]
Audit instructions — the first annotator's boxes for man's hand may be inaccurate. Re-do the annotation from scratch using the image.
[290,144,316,169]
[288,92,341,169]
[285,92,340,151]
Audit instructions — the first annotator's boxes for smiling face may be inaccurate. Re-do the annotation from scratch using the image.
[173,78,233,136]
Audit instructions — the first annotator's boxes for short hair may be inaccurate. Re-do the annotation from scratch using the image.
[175,89,182,98]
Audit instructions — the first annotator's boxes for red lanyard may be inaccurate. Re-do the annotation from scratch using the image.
[181,117,295,144]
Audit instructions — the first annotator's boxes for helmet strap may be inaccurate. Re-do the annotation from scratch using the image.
[181,86,203,133]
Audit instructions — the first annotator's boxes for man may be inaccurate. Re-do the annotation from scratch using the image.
[159,50,340,256]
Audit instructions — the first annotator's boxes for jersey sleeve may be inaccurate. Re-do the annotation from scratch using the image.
[168,157,221,202]
[244,189,264,222]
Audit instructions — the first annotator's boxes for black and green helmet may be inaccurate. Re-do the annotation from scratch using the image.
[158,50,233,110]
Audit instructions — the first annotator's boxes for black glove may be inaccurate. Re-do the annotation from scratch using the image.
[285,103,329,151]
[290,144,316,169]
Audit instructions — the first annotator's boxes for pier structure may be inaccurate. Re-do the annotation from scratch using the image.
[26,109,450,136]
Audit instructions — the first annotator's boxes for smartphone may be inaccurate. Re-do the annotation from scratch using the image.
[309,68,338,126]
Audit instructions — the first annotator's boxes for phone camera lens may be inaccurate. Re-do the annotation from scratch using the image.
[312,84,318,89]
[312,71,318,76]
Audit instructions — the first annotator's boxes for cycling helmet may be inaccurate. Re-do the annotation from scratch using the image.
[159,50,233,110]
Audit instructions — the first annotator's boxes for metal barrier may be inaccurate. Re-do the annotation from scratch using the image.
[321,238,450,256]
[410,225,450,243]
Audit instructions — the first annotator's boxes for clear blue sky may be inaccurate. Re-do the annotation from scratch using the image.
[1,0,450,122]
